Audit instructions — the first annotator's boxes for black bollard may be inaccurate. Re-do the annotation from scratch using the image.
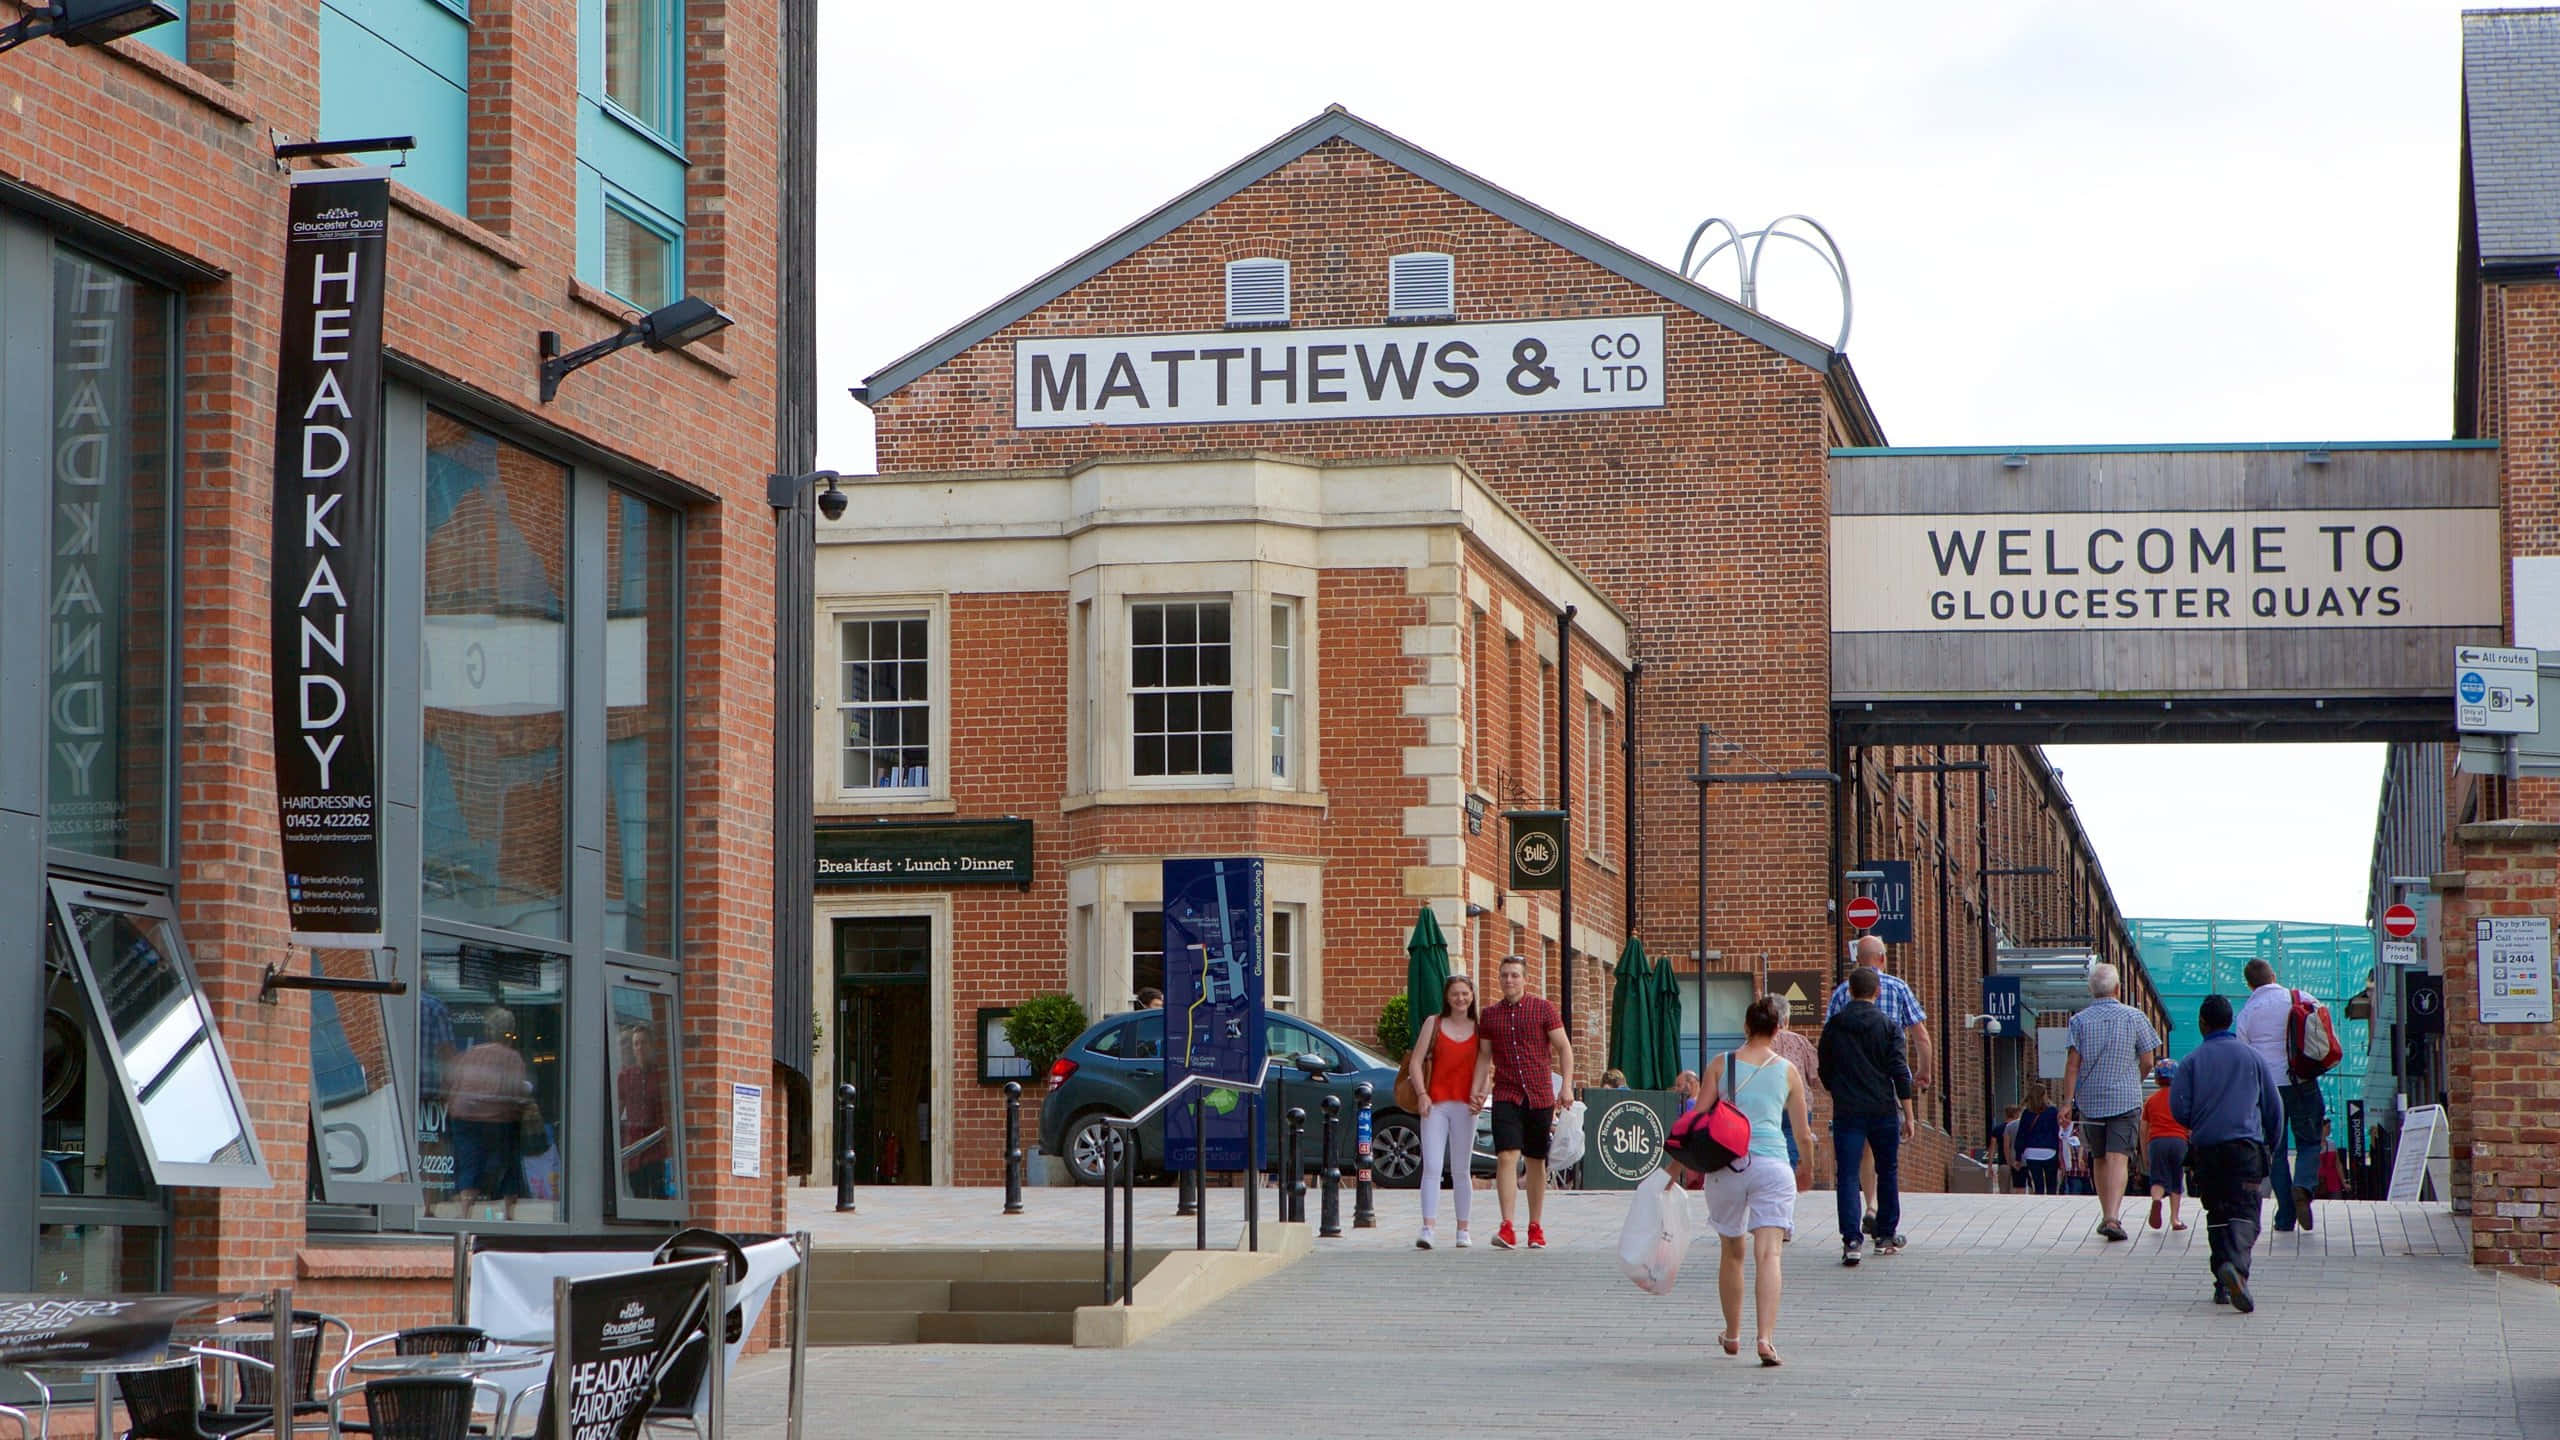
[834,1083,858,1214]
[1285,1107,1308,1224]
[1319,1095,1344,1238]
[1002,1081,1024,1215]
[1352,1082,1378,1229]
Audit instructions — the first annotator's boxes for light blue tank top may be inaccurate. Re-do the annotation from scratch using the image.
[1723,1054,1793,1161]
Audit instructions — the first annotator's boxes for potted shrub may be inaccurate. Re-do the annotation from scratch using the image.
[1376,993,1414,1063]
[1004,993,1089,1186]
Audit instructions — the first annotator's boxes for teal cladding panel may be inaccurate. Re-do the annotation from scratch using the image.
[318,0,468,214]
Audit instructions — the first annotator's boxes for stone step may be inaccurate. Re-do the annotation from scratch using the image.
[913,1311,1078,1345]
[808,1279,950,1313]
[806,1311,920,1345]
[810,1246,1167,1285]
[944,1280,1100,1313]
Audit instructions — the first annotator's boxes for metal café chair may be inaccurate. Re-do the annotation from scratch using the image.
[116,1351,278,1440]
[329,1328,495,1440]
[205,1311,349,1438]
[0,1370,52,1440]
[353,1380,492,1440]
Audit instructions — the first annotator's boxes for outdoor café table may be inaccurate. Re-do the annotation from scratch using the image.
[0,1294,228,1440]
[327,1347,549,1440]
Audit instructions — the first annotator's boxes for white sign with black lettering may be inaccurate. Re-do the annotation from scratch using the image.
[1012,316,1666,427]
[2475,916,2553,1024]
[1830,509,2500,632]
[2381,939,2419,968]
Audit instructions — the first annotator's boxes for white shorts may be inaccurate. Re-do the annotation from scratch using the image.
[1701,1156,1797,1238]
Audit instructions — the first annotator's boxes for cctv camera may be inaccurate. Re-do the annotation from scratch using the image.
[816,483,848,522]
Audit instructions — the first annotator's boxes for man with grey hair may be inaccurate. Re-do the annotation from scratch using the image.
[1829,933,1932,1242]
[2060,961,2162,1242]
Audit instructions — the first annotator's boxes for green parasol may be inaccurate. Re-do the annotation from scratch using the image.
[1646,937,1685,1087]
[1607,935,1655,1086]
[1405,906,1451,1061]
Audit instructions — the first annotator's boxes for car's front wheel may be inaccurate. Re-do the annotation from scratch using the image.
[1063,1112,1127,1187]
[1371,1113,1423,1189]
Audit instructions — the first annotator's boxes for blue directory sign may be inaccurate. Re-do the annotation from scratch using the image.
[1162,858,1267,1171]
[1982,975,2025,1037]
[1858,859,1914,945]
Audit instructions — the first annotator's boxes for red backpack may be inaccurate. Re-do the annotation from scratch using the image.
[2286,989,2343,1081]
[1668,1054,1757,1175]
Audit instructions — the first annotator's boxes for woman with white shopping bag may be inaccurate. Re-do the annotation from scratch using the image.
[1671,994,1812,1367]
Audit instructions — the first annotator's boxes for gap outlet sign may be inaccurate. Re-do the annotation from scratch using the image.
[1013,315,1665,427]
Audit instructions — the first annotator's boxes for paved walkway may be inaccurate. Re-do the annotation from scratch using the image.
[733,1188,2558,1438]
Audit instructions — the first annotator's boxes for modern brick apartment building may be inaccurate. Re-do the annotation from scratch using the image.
[835,108,2150,1190]
[0,0,813,1340]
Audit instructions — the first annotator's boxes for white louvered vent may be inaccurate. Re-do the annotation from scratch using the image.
[1225,258,1290,325]
[1388,251,1455,319]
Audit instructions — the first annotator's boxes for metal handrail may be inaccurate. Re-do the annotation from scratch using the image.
[1099,1055,1327,1304]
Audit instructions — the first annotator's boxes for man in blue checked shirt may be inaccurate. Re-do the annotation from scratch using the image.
[1828,935,1934,1242]
[2059,962,2163,1243]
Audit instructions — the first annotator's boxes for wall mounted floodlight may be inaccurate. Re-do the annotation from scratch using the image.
[0,0,177,51]
[767,468,845,519]
[0,0,175,50]
[538,295,733,403]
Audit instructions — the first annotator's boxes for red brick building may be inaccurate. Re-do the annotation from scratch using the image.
[0,0,810,1341]
[839,109,2146,1190]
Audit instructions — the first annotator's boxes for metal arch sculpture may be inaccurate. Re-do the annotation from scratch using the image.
[1678,214,1853,354]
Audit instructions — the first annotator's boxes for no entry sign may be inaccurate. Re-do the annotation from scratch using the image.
[1846,896,1881,931]
[2383,903,2419,940]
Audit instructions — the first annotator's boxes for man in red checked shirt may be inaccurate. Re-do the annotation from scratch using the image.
[1481,954,1574,1250]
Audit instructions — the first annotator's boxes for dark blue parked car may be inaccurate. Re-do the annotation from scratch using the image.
[1038,1010,1494,1188]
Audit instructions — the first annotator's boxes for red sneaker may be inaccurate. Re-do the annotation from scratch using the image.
[1527,1224,1548,1249]
[1493,1223,1518,1250]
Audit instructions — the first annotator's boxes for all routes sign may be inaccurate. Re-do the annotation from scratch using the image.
[2455,644,2540,735]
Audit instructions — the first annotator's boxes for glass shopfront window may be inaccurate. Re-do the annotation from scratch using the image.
[421,415,570,939]
[46,249,173,867]
[608,972,679,1214]
[415,940,569,1222]
[604,492,678,958]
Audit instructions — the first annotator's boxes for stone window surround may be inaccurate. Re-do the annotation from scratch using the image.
[1067,559,1321,808]
[1067,858,1325,1021]
[815,592,952,813]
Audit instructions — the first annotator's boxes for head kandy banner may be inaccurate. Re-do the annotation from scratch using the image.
[269,170,388,947]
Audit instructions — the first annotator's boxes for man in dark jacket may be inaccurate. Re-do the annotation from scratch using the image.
[1819,966,1915,1268]
[2170,992,2285,1313]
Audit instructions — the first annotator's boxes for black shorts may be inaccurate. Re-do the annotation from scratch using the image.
[1490,1100,1554,1160]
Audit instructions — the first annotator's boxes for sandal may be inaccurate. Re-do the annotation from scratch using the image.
[1757,1339,1784,1368]
[2172,1221,2188,1231]
[1719,1334,1740,1356]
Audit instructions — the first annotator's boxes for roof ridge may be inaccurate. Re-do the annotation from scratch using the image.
[856,106,1843,403]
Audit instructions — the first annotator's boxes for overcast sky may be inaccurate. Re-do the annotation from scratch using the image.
[817,2,2487,926]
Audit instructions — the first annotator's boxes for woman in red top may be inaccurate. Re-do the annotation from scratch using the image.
[1403,974,1493,1250]
[2142,1062,2189,1232]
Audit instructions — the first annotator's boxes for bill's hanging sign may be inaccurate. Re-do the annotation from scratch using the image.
[1831,509,2499,632]
[1014,316,1665,427]
[270,170,389,948]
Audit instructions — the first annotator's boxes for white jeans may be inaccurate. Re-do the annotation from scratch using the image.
[1419,1100,1474,1226]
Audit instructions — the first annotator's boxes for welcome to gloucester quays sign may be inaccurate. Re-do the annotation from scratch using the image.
[1012,316,1665,427]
